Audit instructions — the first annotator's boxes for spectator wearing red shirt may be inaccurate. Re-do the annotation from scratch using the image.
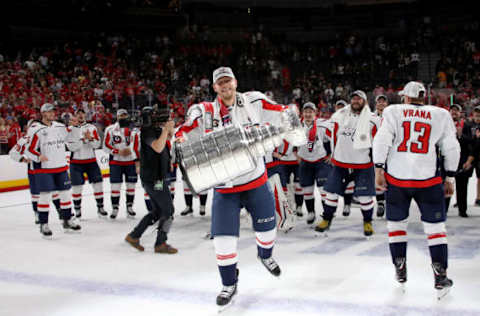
[6,116,21,150]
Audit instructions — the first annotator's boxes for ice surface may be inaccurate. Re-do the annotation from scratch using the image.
[1,176,479,316]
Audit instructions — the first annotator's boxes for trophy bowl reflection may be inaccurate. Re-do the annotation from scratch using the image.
[176,107,307,195]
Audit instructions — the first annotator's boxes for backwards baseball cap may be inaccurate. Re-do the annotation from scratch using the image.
[40,103,55,113]
[302,102,317,111]
[213,66,235,83]
[450,104,462,111]
[375,94,388,102]
[351,90,367,101]
[398,81,426,98]
[117,109,128,116]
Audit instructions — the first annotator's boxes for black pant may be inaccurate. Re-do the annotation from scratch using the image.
[130,180,174,245]
[455,174,470,214]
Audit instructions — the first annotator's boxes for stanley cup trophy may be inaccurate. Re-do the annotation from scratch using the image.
[176,107,307,195]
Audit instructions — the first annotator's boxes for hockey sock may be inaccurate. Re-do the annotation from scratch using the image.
[214,236,239,286]
[358,196,374,222]
[199,194,208,206]
[343,193,353,206]
[92,182,104,208]
[111,183,121,209]
[377,193,385,203]
[305,199,315,214]
[322,192,338,220]
[52,197,61,211]
[38,192,50,223]
[387,220,408,264]
[424,221,448,269]
[126,183,135,208]
[256,229,276,259]
[72,185,82,212]
[59,190,72,220]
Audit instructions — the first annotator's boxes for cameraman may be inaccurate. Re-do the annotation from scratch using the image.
[125,107,177,254]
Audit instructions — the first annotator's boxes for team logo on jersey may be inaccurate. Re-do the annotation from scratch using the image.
[113,136,122,144]
[213,119,219,127]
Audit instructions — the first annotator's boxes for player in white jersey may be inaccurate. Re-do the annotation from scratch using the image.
[25,103,82,238]
[373,94,389,217]
[103,109,139,219]
[296,102,332,225]
[316,90,381,236]
[176,67,290,309]
[175,104,210,216]
[373,81,460,298]
[69,109,107,218]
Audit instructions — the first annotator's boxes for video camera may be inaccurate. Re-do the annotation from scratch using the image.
[141,104,171,128]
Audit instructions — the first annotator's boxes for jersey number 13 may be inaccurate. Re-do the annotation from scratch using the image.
[397,121,432,154]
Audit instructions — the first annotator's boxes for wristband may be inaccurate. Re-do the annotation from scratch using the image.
[374,163,385,169]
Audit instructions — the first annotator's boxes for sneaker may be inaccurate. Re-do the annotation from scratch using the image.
[394,257,407,283]
[154,242,178,254]
[63,218,81,232]
[199,205,206,216]
[363,221,374,236]
[258,256,281,276]
[315,219,331,232]
[75,208,81,218]
[125,234,144,251]
[40,223,52,238]
[377,201,385,217]
[216,269,239,307]
[97,207,108,217]
[126,206,136,218]
[110,207,119,219]
[342,205,351,217]
[180,206,193,216]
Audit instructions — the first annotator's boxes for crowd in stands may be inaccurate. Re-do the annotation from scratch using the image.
[1,21,479,154]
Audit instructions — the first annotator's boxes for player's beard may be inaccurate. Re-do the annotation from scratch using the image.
[351,100,364,114]
[219,89,235,105]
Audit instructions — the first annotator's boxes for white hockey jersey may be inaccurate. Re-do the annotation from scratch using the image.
[297,119,330,163]
[327,107,381,169]
[69,123,101,164]
[175,91,287,193]
[373,104,460,187]
[25,121,81,172]
[103,122,139,165]
[9,135,29,163]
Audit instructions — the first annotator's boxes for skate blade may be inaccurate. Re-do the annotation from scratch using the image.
[314,231,328,238]
[364,235,373,240]
[64,229,81,234]
[217,297,235,313]
[437,287,451,300]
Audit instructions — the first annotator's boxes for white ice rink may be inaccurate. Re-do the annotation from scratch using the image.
[1,177,480,316]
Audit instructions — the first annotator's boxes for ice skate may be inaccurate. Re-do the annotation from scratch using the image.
[97,207,108,218]
[110,207,119,219]
[295,206,303,217]
[342,204,351,217]
[363,221,374,238]
[74,208,81,219]
[199,205,206,216]
[306,211,315,225]
[180,206,193,216]
[63,218,81,233]
[314,219,331,236]
[432,263,453,300]
[126,206,136,218]
[258,256,281,277]
[40,223,53,239]
[394,257,407,292]
[217,269,239,312]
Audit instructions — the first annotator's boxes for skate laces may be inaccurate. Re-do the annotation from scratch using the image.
[219,285,236,298]
[262,257,278,270]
